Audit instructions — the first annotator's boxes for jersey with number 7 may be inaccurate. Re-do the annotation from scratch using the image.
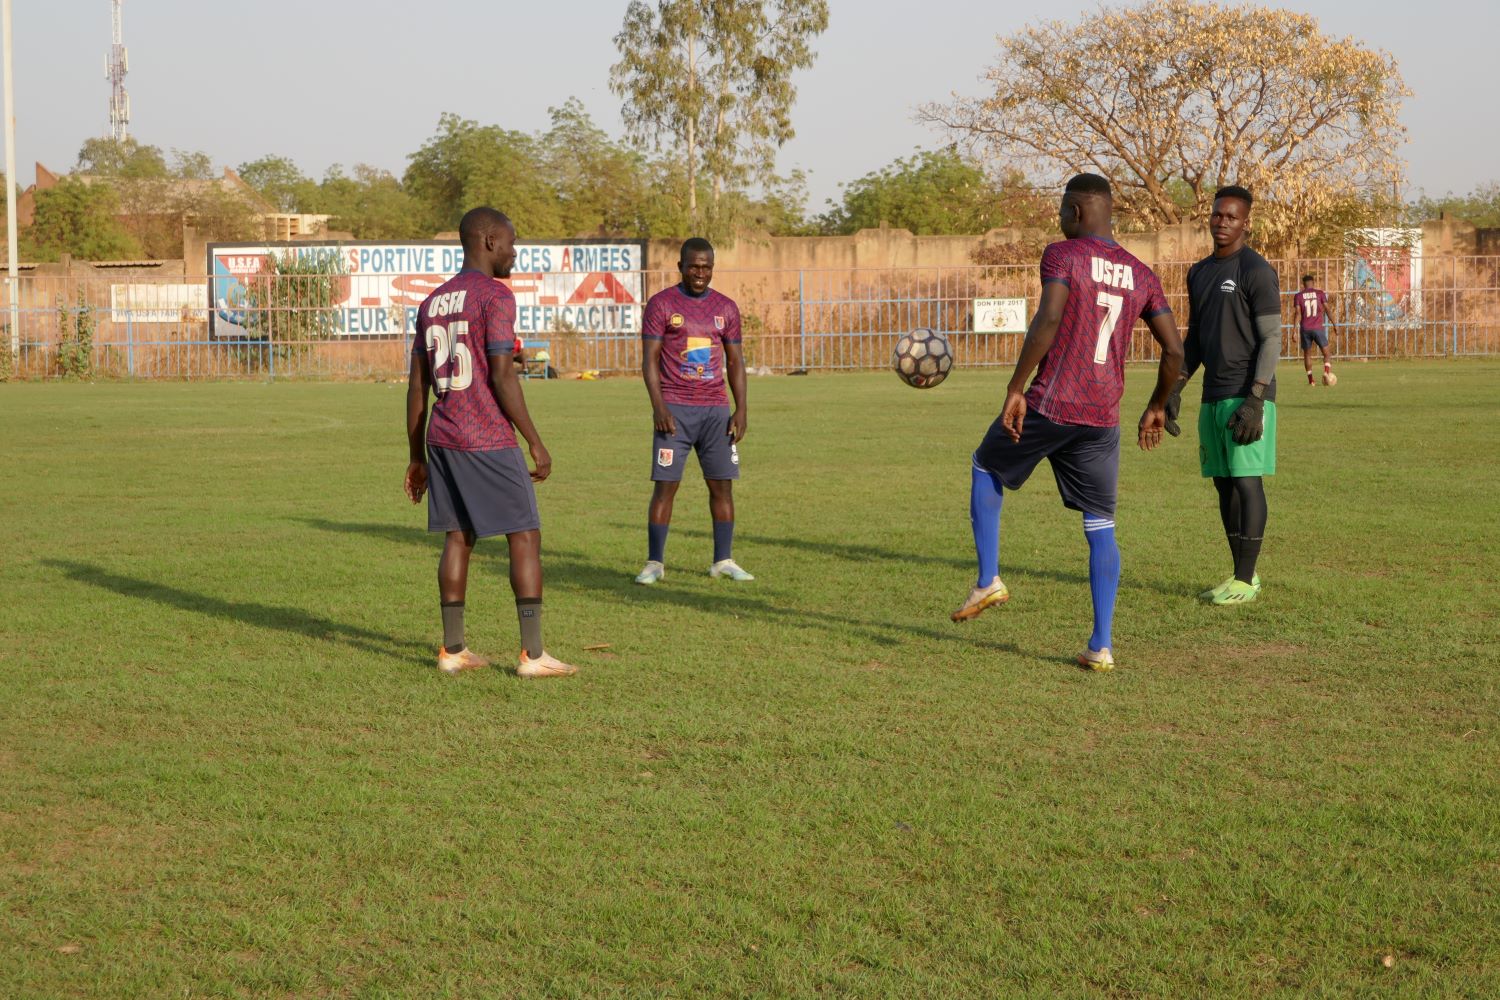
[413,269,521,451]
[1023,236,1171,428]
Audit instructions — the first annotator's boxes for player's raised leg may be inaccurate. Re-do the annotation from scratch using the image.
[953,456,1009,621]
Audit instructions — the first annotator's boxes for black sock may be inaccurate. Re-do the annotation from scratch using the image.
[1233,477,1268,583]
[516,598,543,659]
[441,600,465,653]
[1214,477,1241,569]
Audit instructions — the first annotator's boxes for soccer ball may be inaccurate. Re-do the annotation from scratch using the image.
[1322,370,1338,386]
[892,328,953,388]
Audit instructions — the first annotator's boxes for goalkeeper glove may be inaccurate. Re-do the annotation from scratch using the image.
[1226,383,1267,444]
[1163,374,1188,437]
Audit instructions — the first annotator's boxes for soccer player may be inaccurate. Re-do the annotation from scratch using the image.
[1163,185,1281,605]
[952,174,1183,672]
[1296,274,1336,385]
[633,237,752,585]
[403,207,575,678]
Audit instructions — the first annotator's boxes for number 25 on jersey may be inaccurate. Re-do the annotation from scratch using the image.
[426,320,473,393]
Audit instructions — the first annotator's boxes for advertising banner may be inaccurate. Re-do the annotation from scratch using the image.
[208,240,647,339]
[110,283,208,323]
[1347,228,1422,325]
[972,297,1028,333]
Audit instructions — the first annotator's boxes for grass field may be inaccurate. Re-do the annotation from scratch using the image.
[2,361,1498,998]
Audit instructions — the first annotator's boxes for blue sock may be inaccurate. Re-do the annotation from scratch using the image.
[712,520,734,563]
[1083,513,1120,652]
[648,522,669,563]
[969,458,1004,587]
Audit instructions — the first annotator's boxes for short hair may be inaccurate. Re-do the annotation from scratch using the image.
[1302,274,1316,284]
[459,207,512,250]
[680,237,714,262]
[1064,173,1112,198]
[1214,185,1254,208]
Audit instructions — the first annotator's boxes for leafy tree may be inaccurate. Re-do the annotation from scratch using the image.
[1412,182,1500,228]
[818,148,1048,235]
[238,155,316,213]
[20,178,141,261]
[537,99,655,237]
[404,113,563,236]
[921,0,1409,252]
[305,165,429,240]
[76,136,168,178]
[610,0,829,234]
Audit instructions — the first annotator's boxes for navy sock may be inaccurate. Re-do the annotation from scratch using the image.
[712,520,734,563]
[1084,514,1120,652]
[648,522,669,563]
[969,458,1003,587]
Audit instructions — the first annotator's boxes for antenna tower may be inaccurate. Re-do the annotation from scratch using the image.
[106,0,130,141]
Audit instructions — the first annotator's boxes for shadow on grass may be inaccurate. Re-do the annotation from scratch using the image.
[44,559,428,661]
[295,517,1036,658]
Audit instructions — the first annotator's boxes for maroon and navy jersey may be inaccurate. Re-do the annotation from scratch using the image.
[642,285,742,406]
[1024,237,1171,428]
[1297,288,1328,330]
[413,269,519,452]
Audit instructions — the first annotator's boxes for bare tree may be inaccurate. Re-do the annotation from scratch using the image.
[921,0,1409,250]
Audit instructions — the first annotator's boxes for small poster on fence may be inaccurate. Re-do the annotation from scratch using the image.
[972,297,1027,334]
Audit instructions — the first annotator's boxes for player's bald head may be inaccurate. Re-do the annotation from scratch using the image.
[459,207,514,251]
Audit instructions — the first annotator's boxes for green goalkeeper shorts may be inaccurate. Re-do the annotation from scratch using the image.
[1199,397,1276,478]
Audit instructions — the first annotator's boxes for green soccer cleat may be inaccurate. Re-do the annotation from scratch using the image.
[634,560,665,585]
[1211,578,1262,605]
[709,559,755,581]
[1200,574,1259,601]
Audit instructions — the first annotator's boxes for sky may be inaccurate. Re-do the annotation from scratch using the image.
[7,0,1496,214]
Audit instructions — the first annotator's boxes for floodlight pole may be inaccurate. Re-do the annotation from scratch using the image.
[2,0,18,359]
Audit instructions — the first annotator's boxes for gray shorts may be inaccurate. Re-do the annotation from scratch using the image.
[1300,328,1329,350]
[427,445,540,538]
[652,403,740,482]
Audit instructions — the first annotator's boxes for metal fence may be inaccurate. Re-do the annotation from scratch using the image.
[5,255,1498,380]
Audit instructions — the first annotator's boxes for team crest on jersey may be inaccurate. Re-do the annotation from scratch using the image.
[669,313,685,328]
[1220,279,1238,294]
[714,315,725,330]
[657,448,674,467]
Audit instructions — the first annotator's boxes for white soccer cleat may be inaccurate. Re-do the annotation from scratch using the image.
[709,559,755,581]
[1077,647,1115,672]
[634,560,665,585]
[517,650,577,678]
[951,578,1009,622]
[437,646,490,676]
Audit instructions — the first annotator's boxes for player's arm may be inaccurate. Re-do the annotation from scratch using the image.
[1001,280,1069,442]
[404,349,432,503]
[642,336,674,435]
[724,340,748,443]
[490,352,550,483]
[1138,310,1184,451]
[1227,265,1283,445]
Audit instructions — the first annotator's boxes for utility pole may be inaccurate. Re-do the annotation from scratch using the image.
[3,0,18,359]
[107,0,129,142]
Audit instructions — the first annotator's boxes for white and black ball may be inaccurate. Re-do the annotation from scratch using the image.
[893,328,953,388]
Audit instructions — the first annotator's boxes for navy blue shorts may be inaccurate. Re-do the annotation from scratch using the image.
[1300,328,1329,350]
[426,446,540,538]
[651,403,740,482]
[974,411,1120,517]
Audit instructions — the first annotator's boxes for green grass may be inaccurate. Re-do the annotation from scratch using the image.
[2,361,1497,998]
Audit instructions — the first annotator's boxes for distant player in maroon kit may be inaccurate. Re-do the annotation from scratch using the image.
[1296,274,1336,385]
[634,237,752,585]
[951,174,1184,671]
[403,207,575,678]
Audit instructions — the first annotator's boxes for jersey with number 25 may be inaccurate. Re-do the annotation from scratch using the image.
[1024,237,1171,428]
[413,269,519,452]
